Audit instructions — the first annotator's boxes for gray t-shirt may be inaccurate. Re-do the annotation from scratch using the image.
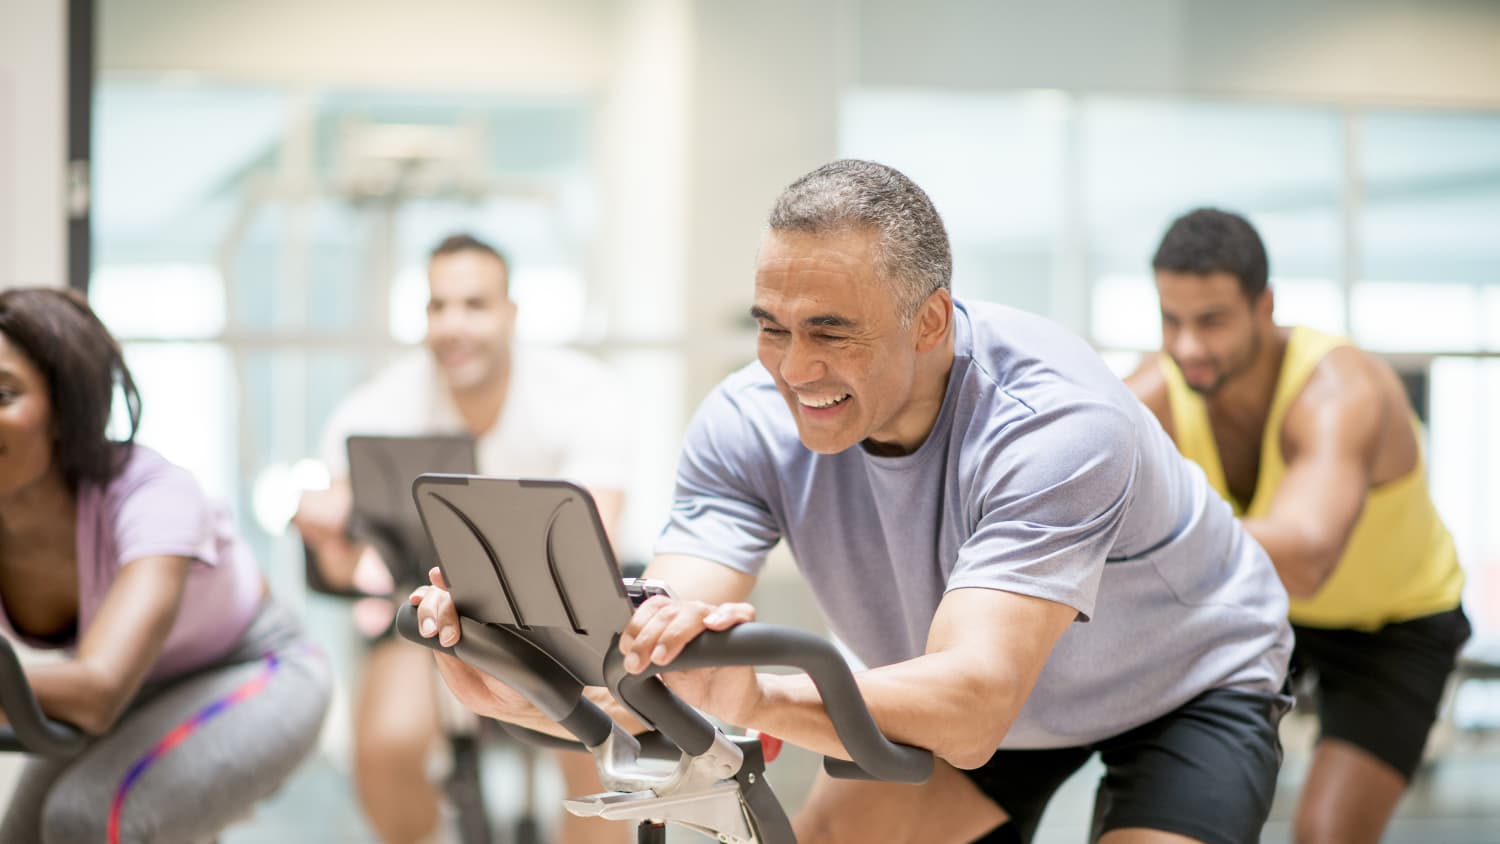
[655,299,1292,749]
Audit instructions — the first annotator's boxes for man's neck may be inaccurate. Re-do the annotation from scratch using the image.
[448,359,512,438]
[864,339,957,457]
[1203,327,1288,425]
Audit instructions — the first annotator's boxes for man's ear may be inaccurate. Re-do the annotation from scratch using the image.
[914,288,953,353]
[1254,286,1275,326]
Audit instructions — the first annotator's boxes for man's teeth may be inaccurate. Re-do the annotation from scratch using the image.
[799,393,850,409]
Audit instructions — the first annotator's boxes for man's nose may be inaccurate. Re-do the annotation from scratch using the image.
[1173,328,1206,360]
[779,336,826,386]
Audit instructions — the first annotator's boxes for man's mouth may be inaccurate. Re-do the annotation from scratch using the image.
[797,393,851,409]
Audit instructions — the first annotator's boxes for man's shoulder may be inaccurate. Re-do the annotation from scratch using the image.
[516,342,602,373]
[344,349,432,401]
[688,362,800,454]
[1281,336,1402,465]
[957,298,1138,419]
[325,350,434,435]
[1289,330,1389,419]
[960,299,1105,380]
[1122,354,1172,432]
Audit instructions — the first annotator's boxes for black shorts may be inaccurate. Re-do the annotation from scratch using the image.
[1291,605,1471,780]
[960,687,1289,844]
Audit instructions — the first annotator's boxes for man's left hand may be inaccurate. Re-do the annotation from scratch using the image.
[618,596,763,726]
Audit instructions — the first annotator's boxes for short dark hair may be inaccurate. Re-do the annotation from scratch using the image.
[429,233,509,281]
[769,159,952,324]
[0,287,141,489]
[1152,208,1269,300]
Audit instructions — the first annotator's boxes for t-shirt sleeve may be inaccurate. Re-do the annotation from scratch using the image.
[556,355,631,492]
[111,461,220,567]
[652,384,782,576]
[946,400,1139,622]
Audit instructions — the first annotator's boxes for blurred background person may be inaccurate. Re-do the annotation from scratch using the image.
[294,233,628,844]
[1127,208,1470,843]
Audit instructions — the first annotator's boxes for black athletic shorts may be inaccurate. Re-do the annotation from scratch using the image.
[1291,605,1471,780]
[960,687,1290,844]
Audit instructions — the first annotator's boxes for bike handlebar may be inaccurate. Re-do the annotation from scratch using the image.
[395,601,932,784]
[606,622,933,783]
[0,637,85,755]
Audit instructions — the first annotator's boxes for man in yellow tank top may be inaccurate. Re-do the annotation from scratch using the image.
[1125,208,1470,844]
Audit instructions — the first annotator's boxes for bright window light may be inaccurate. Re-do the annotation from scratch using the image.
[92,264,226,339]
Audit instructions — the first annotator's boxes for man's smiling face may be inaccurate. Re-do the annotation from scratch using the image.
[752,227,934,455]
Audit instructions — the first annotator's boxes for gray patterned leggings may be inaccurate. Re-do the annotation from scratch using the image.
[0,599,331,844]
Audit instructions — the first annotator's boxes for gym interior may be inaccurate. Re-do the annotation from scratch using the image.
[1,1,1497,842]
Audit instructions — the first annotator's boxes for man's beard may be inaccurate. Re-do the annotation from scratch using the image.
[1184,329,1261,397]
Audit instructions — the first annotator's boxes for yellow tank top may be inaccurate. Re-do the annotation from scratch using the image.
[1160,326,1464,630]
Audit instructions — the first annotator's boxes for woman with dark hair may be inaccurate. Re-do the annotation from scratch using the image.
[0,287,331,843]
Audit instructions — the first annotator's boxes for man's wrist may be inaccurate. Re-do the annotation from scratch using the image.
[747,671,788,726]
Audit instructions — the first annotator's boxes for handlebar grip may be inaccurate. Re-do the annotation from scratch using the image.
[394,600,457,657]
[394,603,614,748]
[608,623,933,784]
[0,638,85,756]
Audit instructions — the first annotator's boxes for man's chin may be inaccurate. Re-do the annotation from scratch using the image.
[1187,379,1223,396]
[441,365,492,392]
[793,423,857,455]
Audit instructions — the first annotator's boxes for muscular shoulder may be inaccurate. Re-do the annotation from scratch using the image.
[1283,345,1392,462]
[1123,354,1172,437]
[1292,345,1387,420]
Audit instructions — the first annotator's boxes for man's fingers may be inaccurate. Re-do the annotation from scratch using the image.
[703,602,755,630]
[619,598,759,673]
[655,602,754,664]
[652,606,715,665]
[415,586,460,646]
[429,566,450,591]
[622,601,679,673]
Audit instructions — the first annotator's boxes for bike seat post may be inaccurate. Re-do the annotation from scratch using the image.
[637,819,667,844]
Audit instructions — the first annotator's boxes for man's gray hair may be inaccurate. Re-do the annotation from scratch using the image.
[768,159,952,322]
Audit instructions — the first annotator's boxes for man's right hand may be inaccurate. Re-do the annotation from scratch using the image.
[291,482,363,590]
[408,567,532,721]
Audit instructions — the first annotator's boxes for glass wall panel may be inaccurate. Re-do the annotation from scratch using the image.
[1357,112,1500,352]
[1082,97,1345,348]
[842,90,1067,316]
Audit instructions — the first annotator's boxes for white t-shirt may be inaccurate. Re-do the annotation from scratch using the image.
[319,345,629,492]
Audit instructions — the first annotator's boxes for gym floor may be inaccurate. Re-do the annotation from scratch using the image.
[211,729,1500,843]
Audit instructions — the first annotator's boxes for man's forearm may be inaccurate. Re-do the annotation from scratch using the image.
[1242,517,1339,598]
[750,651,1015,770]
[477,685,652,744]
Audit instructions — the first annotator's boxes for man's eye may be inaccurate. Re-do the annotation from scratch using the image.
[758,326,787,336]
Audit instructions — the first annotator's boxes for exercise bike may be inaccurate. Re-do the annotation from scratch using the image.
[395,475,934,844]
[304,434,541,844]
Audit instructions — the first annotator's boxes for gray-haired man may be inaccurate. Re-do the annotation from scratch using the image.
[412,160,1294,844]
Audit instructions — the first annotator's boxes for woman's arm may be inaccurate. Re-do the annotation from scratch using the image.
[24,555,191,735]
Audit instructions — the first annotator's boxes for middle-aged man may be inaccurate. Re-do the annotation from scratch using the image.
[410,160,1294,844]
[1126,208,1470,844]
